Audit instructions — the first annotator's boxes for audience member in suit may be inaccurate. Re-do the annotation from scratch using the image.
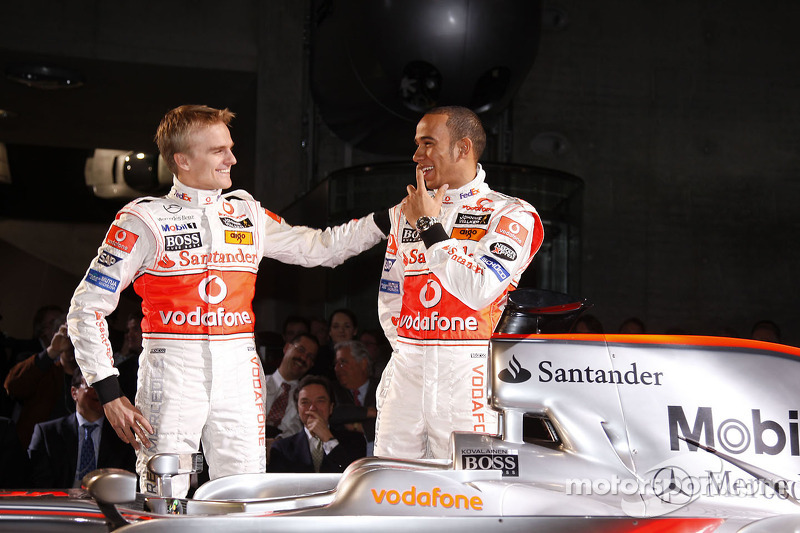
[0,416,30,488]
[330,340,377,456]
[4,323,78,448]
[264,333,319,462]
[28,369,136,488]
[267,375,365,473]
[1,305,64,419]
[3,306,64,365]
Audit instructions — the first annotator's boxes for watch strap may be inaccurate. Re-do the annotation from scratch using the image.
[419,223,448,248]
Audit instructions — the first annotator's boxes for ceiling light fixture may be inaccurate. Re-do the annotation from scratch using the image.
[5,63,85,90]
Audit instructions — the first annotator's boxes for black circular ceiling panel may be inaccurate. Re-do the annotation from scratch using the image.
[310,0,542,155]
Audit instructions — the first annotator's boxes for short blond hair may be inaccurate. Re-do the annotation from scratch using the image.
[155,105,235,175]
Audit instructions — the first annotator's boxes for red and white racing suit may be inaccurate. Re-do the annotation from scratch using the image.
[68,178,385,495]
[374,166,544,459]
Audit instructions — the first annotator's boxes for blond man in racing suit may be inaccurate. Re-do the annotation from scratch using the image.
[375,106,544,459]
[67,105,387,495]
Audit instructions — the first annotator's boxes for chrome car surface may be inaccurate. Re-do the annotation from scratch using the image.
[3,290,799,532]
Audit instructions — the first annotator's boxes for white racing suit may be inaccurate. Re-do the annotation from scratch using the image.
[68,178,386,496]
[375,166,544,459]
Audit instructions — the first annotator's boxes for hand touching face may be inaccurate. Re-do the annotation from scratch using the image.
[297,383,334,441]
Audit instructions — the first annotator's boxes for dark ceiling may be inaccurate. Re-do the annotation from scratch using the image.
[0,48,258,222]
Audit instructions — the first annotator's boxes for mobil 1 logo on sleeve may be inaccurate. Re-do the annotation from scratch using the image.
[461,450,519,476]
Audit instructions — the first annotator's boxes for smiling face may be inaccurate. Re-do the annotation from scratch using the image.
[279,336,318,381]
[174,122,236,190]
[412,113,474,191]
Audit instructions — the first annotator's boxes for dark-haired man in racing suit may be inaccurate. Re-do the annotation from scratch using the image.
[68,105,388,496]
[375,106,544,459]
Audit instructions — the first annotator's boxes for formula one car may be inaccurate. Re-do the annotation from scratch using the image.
[2,289,799,532]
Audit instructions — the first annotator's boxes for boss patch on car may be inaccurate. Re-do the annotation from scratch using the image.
[489,242,518,261]
[461,451,519,477]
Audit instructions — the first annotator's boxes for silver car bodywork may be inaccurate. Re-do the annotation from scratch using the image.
[3,292,800,532]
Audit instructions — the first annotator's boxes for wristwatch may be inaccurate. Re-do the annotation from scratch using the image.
[415,216,439,233]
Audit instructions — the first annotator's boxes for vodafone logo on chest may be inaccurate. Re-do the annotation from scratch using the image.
[396,277,479,335]
[199,275,227,304]
[419,280,442,308]
[157,276,253,328]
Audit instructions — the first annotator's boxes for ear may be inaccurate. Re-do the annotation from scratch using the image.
[456,138,473,161]
[174,152,190,172]
[71,387,79,403]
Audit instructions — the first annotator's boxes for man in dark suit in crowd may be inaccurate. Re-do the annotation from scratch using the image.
[1,305,64,419]
[28,369,135,488]
[267,375,365,473]
[330,340,378,456]
[4,323,78,449]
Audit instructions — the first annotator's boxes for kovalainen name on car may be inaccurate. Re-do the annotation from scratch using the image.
[538,360,663,386]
